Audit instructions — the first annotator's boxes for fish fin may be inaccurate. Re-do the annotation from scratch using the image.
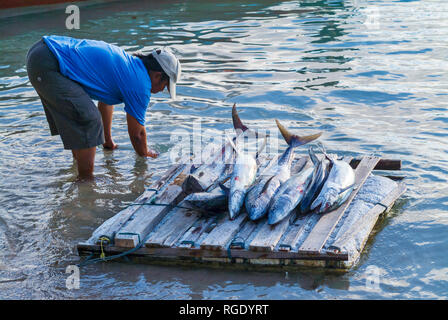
[308,146,319,165]
[275,119,322,148]
[331,186,355,210]
[233,104,269,143]
[261,176,275,194]
[316,141,336,162]
[190,164,199,173]
[218,182,230,196]
[316,141,327,155]
[338,184,356,196]
[232,104,249,134]
[225,132,242,157]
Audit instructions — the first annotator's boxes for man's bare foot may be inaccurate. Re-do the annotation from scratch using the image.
[76,174,95,182]
[146,149,159,158]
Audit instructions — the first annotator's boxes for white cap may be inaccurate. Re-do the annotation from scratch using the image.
[152,48,181,100]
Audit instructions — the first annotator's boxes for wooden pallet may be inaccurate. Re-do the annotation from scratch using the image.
[77,154,405,270]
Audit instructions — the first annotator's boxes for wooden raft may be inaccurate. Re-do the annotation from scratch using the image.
[77,154,406,270]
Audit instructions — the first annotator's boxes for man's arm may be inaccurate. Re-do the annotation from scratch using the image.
[126,113,158,158]
[98,101,117,149]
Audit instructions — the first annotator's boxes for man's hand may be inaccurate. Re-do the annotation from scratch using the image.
[146,148,159,158]
[127,113,158,158]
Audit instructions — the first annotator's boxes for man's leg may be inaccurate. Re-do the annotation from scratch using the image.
[72,147,96,180]
[26,39,104,180]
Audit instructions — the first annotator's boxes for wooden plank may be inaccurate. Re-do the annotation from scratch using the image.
[87,163,184,245]
[277,213,314,252]
[178,215,218,248]
[77,241,349,262]
[79,154,404,270]
[384,175,405,181]
[113,164,192,248]
[229,220,257,249]
[113,184,185,247]
[328,182,407,254]
[350,158,401,171]
[249,218,291,252]
[200,214,246,250]
[292,155,400,171]
[144,201,200,248]
[298,156,380,255]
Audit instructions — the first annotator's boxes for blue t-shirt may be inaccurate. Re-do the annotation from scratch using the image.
[43,35,151,125]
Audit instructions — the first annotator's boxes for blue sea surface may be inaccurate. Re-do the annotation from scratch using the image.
[0,0,447,299]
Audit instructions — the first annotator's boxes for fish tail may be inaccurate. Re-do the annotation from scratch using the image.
[182,174,206,193]
[276,119,322,148]
[232,104,249,134]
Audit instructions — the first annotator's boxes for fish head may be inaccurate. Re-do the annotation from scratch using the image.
[268,197,294,225]
[229,189,245,220]
[317,188,339,214]
[246,193,271,220]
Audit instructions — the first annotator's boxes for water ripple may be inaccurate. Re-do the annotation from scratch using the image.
[0,0,447,300]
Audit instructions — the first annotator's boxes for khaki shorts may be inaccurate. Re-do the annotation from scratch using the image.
[26,39,105,150]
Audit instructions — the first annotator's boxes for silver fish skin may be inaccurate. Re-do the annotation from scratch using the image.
[299,157,330,214]
[183,104,250,194]
[311,158,355,214]
[182,136,236,194]
[245,164,291,220]
[227,106,267,219]
[207,162,234,192]
[245,120,322,221]
[228,153,258,219]
[184,188,227,212]
[268,166,314,225]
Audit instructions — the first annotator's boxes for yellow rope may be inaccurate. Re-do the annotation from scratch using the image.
[99,237,109,260]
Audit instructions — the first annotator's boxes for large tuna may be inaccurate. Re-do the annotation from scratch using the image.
[184,187,228,212]
[267,166,314,225]
[245,120,322,221]
[310,147,355,214]
[226,107,267,219]
[299,146,331,214]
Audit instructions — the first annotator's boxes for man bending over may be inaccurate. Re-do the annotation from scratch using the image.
[26,35,181,180]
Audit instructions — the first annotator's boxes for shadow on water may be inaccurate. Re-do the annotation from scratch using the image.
[69,260,352,299]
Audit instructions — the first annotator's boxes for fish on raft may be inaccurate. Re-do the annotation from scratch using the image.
[245,120,322,221]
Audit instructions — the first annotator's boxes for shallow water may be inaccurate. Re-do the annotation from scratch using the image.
[0,0,447,299]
